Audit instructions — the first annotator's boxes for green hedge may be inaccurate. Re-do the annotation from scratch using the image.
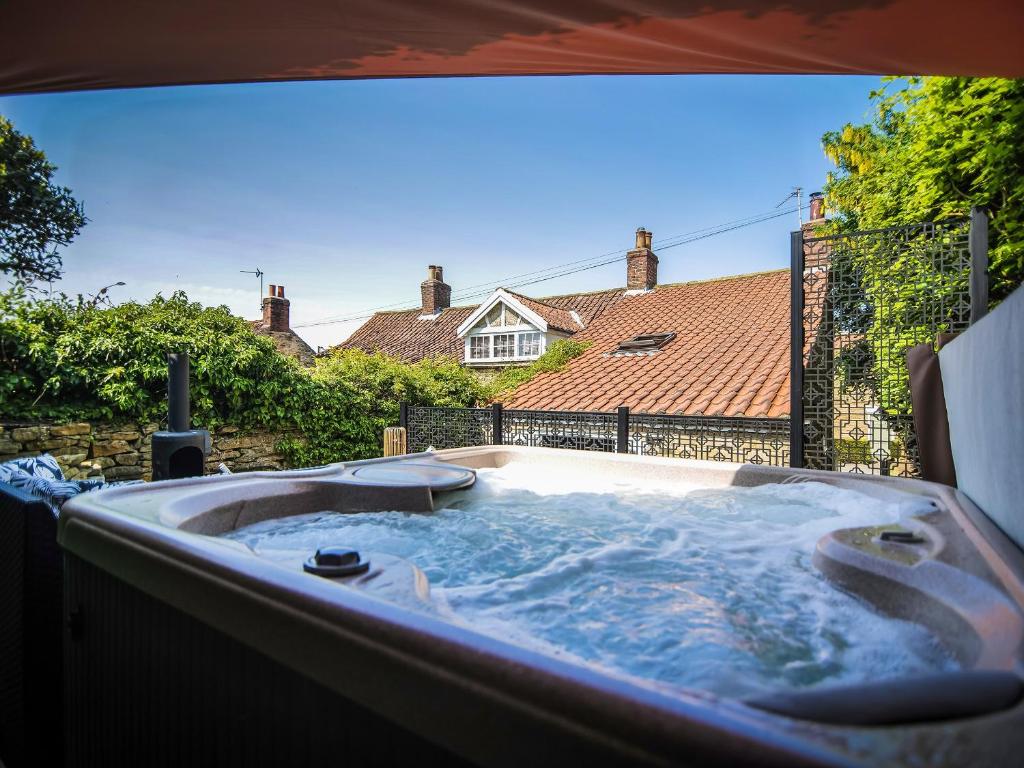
[0,289,487,464]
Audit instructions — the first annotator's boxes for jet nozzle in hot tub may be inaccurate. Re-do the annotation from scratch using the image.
[304,547,371,577]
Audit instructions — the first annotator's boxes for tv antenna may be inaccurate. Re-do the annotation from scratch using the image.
[239,267,264,313]
[776,187,803,227]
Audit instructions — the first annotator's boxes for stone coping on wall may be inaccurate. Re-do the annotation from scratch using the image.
[0,421,296,481]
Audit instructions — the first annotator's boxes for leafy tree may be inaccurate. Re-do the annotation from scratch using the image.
[0,116,86,284]
[823,77,1024,300]
[820,77,1024,414]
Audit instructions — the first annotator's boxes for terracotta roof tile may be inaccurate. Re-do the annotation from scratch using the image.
[503,290,581,333]
[336,305,476,362]
[504,270,794,418]
[249,321,316,366]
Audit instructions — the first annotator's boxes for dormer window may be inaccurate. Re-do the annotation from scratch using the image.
[457,289,575,367]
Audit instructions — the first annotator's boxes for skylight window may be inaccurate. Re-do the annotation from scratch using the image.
[615,333,676,353]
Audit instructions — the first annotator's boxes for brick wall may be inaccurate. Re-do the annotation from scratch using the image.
[0,421,298,481]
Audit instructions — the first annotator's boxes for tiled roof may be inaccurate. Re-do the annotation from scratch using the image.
[503,270,793,418]
[337,287,623,363]
[540,289,625,326]
[504,290,582,333]
[338,305,477,363]
[249,321,316,366]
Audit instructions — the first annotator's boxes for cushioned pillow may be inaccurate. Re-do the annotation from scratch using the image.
[1,467,107,517]
[2,453,65,482]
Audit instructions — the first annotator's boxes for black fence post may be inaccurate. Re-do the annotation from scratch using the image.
[970,206,989,325]
[399,401,408,429]
[616,406,630,453]
[491,403,503,445]
[789,229,805,469]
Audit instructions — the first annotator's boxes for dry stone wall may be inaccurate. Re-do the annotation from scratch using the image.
[0,421,297,481]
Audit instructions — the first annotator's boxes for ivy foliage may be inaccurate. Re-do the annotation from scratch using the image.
[489,338,592,399]
[821,77,1024,412]
[0,289,486,464]
[1,116,86,285]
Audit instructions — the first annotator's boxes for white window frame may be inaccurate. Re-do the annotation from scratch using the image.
[518,331,541,357]
[492,333,516,358]
[464,329,553,364]
[469,335,491,360]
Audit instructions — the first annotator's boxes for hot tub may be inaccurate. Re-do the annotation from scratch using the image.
[59,447,1024,767]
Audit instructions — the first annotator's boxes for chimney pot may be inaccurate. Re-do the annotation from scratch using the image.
[268,284,277,297]
[644,230,653,249]
[635,228,646,249]
[277,285,285,298]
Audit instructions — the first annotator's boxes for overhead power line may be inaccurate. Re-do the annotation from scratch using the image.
[299,205,807,325]
[294,205,807,330]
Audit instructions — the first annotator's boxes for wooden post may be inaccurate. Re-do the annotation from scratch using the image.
[383,427,407,457]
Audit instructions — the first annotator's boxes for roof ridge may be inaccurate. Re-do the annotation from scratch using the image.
[501,287,566,311]
[357,269,784,319]
[535,286,626,301]
[651,268,788,291]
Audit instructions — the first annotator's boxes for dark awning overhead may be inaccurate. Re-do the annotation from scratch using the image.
[2,0,1022,95]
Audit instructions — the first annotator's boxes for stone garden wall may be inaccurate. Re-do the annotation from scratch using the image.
[0,421,296,481]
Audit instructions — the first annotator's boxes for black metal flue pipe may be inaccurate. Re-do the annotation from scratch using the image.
[167,353,190,432]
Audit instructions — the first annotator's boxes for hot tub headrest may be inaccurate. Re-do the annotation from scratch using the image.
[746,670,1024,725]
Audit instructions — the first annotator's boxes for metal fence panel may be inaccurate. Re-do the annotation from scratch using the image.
[503,409,618,452]
[405,406,492,453]
[405,404,790,465]
[796,218,973,476]
[629,414,790,465]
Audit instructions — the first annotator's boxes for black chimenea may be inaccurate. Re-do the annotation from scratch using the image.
[151,353,211,480]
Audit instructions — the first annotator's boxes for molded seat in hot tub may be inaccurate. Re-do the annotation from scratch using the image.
[340,462,475,491]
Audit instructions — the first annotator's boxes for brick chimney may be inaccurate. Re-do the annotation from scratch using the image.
[262,284,290,332]
[420,265,451,315]
[626,228,658,291]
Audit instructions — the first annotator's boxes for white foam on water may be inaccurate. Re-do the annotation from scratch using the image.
[225,468,955,698]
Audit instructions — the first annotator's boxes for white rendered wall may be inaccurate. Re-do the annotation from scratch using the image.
[940,283,1024,549]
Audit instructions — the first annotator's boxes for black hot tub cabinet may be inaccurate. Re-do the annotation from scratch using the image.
[59,447,1024,767]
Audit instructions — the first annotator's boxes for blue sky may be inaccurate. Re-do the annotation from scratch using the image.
[0,75,880,349]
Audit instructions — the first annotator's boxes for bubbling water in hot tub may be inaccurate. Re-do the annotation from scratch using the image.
[224,464,956,698]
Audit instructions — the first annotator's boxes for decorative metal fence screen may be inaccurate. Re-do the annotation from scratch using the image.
[792,213,985,477]
[630,414,790,465]
[503,409,619,452]
[404,405,493,453]
[403,404,790,466]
